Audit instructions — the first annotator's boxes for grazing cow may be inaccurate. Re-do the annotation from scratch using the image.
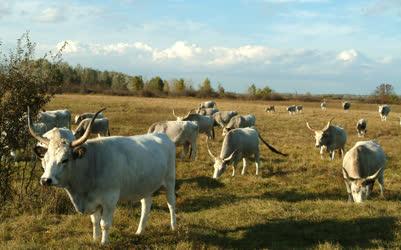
[28,108,176,245]
[265,105,275,113]
[74,112,105,124]
[306,118,347,160]
[342,140,386,203]
[222,114,256,136]
[378,105,391,121]
[196,107,219,116]
[296,105,303,113]
[212,111,238,128]
[342,101,351,112]
[321,101,327,110]
[287,105,297,115]
[148,120,199,160]
[38,109,71,129]
[199,100,216,109]
[206,127,287,178]
[74,118,110,138]
[173,110,215,139]
[356,119,367,137]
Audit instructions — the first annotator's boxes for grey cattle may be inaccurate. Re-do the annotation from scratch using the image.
[321,101,327,110]
[342,140,386,203]
[196,107,219,116]
[287,105,297,115]
[148,120,199,160]
[222,114,256,136]
[28,108,176,245]
[342,101,351,111]
[378,105,391,121]
[306,118,347,160]
[356,119,367,137]
[199,100,216,109]
[38,109,71,129]
[173,110,215,139]
[296,105,303,113]
[207,127,287,179]
[212,111,238,128]
[74,112,105,124]
[265,105,275,113]
[74,118,110,138]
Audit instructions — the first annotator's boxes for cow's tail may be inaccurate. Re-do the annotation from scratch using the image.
[258,134,288,156]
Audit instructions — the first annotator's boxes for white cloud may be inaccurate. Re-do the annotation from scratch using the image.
[35,7,65,23]
[336,49,358,62]
[56,40,81,54]
[152,41,202,61]
[209,45,276,65]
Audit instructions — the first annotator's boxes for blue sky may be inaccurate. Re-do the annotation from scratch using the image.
[1,0,400,94]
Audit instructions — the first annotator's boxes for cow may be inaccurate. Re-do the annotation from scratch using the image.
[173,110,215,139]
[296,105,303,113]
[378,105,391,121]
[342,101,351,112]
[199,100,216,109]
[212,111,238,128]
[342,140,386,203]
[74,112,105,124]
[321,101,327,110]
[306,118,347,160]
[265,105,275,113]
[206,127,287,178]
[28,108,176,245]
[38,109,71,129]
[148,120,199,160]
[222,114,256,136]
[74,118,110,138]
[356,119,367,137]
[287,105,297,115]
[196,107,219,117]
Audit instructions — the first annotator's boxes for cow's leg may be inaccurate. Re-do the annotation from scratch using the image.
[165,182,177,231]
[100,200,117,245]
[378,174,385,198]
[211,127,215,140]
[90,209,101,241]
[255,153,261,175]
[241,158,247,175]
[136,196,152,235]
[182,143,189,159]
[320,147,325,160]
[330,150,335,160]
[190,140,197,160]
[344,180,353,202]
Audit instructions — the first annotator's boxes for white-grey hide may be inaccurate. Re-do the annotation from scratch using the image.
[173,110,215,139]
[148,120,199,160]
[287,105,297,115]
[74,112,105,124]
[306,119,347,160]
[199,100,216,109]
[222,114,256,136]
[38,109,71,129]
[207,127,287,179]
[356,119,367,137]
[74,118,110,138]
[378,105,391,121]
[29,109,176,245]
[212,111,238,128]
[196,107,219,116]
[265,105,275,113]
[342,101,351,111]
[342,140,386,203]
[321,102,327,110]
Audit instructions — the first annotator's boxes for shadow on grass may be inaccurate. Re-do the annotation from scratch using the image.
[178,194,238,213]
[189,217,397,249]
[176,176,225,191]
[260,190,344,202]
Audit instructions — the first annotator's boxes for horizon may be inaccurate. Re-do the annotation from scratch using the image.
[1,0,400,94]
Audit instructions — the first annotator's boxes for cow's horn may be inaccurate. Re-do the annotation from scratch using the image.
[27,106,49,146]
[306,122,315,132]
[365,167,383,181]
[71,108,106,147]
[206,138,216,159]
[323,117,334,131]
[223,150,237,162]
[172,109,178,118]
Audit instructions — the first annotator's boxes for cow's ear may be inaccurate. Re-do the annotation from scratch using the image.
[72,146,86,159]
[34,146,47,159]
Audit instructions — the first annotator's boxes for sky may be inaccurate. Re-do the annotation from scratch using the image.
[0,0,400,94]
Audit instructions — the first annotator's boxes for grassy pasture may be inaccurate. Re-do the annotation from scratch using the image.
[2,94,401,249]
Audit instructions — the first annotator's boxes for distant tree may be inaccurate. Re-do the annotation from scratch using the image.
[163,80,170,93]
[256,86,272,99]
[248,84,257,97]
[217,83,225,97]
[127,75,144,92]
[373,83,398,103]
[145,76,164,92]
[111,73,128,90]
[199,78,214,96]
[171,78,187,94]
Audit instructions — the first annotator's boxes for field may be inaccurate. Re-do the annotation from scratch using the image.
[2,94,401,249]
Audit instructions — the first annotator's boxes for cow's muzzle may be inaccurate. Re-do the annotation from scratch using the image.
[40,177,52,186]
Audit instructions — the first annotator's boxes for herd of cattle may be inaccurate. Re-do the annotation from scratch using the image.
[24,99,394,244]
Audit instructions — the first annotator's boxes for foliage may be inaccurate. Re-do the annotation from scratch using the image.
[372,83,399,104]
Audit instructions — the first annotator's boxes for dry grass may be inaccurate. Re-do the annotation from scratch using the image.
[2,94,401,249]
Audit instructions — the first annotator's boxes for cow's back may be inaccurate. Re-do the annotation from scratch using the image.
[328,125,347,150]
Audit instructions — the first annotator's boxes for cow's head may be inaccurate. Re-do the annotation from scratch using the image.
[172,109,192,121]
[306,118,334,148]
[343,167,382,203]
[28,107,105,187]
[206,139,236,179]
